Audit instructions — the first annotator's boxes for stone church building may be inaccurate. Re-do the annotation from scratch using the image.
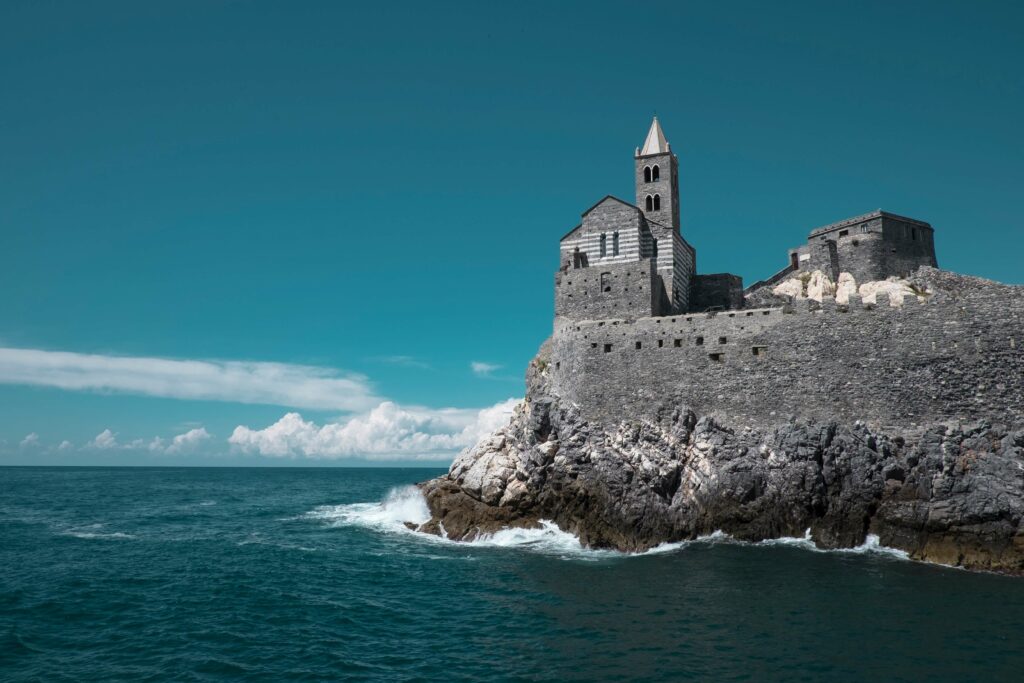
[555,118,938,322]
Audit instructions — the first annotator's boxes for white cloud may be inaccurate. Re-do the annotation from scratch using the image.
[20,433,39,448]
[0,347,378,411]
[229,398,519,460]
[57,440,73,451]
[76,428,211,454]
[89,429,118,450]
[166,427,211,454]
[471,361,502,378]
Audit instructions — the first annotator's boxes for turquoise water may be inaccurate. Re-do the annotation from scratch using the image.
[2,467,1022,682]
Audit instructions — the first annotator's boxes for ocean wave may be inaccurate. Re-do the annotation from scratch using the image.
[62,530,135,540]
[306,486,616,560]
[308,487,911,563]
[678,527,911,561]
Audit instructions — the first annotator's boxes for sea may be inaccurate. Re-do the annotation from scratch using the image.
[2,467,1022,682]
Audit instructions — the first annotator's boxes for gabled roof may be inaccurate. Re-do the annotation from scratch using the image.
[560,224,582,242]
[580,195,640,218]
[639,116,670,155]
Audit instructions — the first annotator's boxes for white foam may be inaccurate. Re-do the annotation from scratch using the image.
[307,486,615,560]
[690,527,911,561]
[309,488,912,563]
[63,528,135,540]
[465,521,621,560]
[307,485,431,535]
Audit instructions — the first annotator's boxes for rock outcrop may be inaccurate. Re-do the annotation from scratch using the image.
[418,270,1024,575]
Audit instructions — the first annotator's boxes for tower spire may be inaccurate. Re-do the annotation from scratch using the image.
[640,116,669,155]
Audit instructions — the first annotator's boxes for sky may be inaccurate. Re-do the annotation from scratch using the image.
[1,0,1021,465]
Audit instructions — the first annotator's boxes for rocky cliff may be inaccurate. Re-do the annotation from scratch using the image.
[418,269,1024,574]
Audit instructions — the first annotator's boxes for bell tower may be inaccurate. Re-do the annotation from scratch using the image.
[634,117,680,231]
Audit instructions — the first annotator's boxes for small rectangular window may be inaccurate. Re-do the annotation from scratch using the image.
[657,339,664,348]
[838,230,848,237]
[604,344,612,353]
[555,361,561,369]
[695,336,704,346]
[635,341,642,350]
[719,336,727,344]
[591,343,597,349]
[752,346,767,357]
[674,339,682,348]
[709,353,724,362]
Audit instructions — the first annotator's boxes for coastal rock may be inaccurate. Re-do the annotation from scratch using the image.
[421,393,1024,573]
[419,269,1024,575]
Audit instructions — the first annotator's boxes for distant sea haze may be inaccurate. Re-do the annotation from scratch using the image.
[2,467,1023,681]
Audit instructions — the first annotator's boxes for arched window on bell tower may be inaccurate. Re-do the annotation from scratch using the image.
[643,166,652,183]
[645,195,653,211]
[651,165,660,181]
[653,194,661,211]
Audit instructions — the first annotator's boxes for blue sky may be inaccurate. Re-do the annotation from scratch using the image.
[1,1,1021,465]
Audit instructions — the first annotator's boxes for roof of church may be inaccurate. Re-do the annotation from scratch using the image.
[638,116,669,156]
[580,195,641,218]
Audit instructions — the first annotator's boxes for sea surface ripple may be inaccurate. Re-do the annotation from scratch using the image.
[2,467,1023,682]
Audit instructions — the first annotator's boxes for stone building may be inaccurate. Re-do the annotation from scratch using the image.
[555,118,939,323]
[790,210,938,283]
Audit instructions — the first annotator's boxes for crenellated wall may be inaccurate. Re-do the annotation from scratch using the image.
[547,270,1024,429]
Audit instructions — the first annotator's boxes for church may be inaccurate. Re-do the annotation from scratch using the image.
[554,118,938,322]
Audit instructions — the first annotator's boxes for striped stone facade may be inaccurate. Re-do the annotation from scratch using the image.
[556,119,699,321]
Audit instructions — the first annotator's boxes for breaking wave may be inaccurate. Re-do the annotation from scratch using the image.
[306,486,615,560]
[308,487,911,563]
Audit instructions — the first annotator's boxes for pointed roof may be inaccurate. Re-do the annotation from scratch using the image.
[639,116,670,155]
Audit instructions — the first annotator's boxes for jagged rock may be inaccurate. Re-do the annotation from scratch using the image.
[419,269,1024,575]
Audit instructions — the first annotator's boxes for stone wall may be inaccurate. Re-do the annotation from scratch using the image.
[646,222,695,312]
[690,273,744,311]
[547,269,1024,429]
[554,259,664,322]
[560,199,647,268]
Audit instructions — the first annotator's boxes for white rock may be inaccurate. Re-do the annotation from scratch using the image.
[835,272,858,304]
[806,271,836,301]
[859,277,914,307]
[773,277,804,299]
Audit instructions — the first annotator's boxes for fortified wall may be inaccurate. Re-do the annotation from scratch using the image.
[547,269,1024,429]
[545,119,1020,431]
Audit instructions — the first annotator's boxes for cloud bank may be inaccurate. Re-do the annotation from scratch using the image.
[229,398,519,460]
[84,427,212,454]
[0,347,379,411]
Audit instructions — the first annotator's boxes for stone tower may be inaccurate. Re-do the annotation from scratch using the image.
[634,117,680,230]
